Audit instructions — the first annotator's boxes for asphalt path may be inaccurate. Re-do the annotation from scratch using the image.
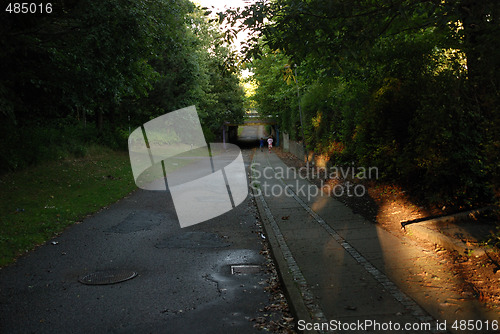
[0,147,279,334]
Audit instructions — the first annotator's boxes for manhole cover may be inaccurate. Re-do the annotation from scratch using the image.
[231,265,261,275]
[78,270,137,285]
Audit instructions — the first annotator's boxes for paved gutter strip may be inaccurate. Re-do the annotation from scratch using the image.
[252,166,329,333]
[262,154,441,333]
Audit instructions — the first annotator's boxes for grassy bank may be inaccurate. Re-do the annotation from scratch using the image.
[0,145,136,267]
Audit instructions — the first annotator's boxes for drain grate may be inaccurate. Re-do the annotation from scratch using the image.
[230,265,261,275]
[79,270,137,285]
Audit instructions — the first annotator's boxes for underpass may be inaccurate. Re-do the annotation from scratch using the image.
[224,118,277,149]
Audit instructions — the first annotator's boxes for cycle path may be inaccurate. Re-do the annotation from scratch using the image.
[252,149,499,334]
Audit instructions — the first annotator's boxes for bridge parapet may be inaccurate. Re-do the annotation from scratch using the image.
[225,118,277,126]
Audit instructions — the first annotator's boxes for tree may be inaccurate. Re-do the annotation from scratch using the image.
[0,0,245,172]
[226,0,499,207]
[250,47,299,139]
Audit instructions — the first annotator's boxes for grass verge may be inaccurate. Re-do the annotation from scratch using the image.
[0,145,136,267]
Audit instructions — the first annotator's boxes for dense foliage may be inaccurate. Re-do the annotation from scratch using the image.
[226,0,499,207]
[0,0,244,172]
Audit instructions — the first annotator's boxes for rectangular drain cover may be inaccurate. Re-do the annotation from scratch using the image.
[231,265,261,275]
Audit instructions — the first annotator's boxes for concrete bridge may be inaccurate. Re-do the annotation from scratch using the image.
[223,117,278,148]
[224,117,277,127]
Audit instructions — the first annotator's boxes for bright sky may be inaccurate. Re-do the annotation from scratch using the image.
[193,0,258,79]
[193,0,254,12]
[193,0,257,52]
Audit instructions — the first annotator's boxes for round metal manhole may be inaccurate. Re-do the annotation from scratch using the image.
[78,270,137,285]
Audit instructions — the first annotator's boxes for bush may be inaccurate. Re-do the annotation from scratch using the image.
[0,119,128,174]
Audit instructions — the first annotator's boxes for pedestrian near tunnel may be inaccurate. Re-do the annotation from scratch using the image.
[260,138,264,152]
[267,136,273,153]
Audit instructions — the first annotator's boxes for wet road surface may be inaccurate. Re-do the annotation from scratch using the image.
[0,149,280,334]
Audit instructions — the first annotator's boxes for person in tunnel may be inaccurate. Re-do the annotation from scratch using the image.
[267,136,273,153]
[260,138,265,152]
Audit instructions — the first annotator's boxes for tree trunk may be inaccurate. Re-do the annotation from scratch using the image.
[459,0,498,108]
[96,107,103,133]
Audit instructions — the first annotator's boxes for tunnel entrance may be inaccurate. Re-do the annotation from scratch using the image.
[225,120,277,150]
[224,119,277,149]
